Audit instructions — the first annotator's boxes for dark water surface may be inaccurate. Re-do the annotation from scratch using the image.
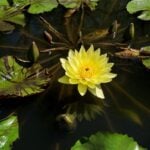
[0,0,150,150]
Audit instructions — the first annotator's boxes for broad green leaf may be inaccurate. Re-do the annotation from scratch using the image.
[142,58,150,69]
[58,0,100,10]
[138,11,150,20]
[141,46,150,53]
[0,0,9,6]
[27,0,58,14]
[13,0,30,5]
[127,0,150,21]
[0,56,51,97]
[71,132,146,150]
[86,0,100,10]
[4,14,25,26]
[0,115,18,150]
[0,1,25,29]
[58,0,82,9]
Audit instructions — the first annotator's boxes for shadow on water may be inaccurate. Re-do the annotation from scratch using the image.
[0,0,150,150]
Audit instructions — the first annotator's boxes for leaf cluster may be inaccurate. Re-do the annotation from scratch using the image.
[127,0,150,21]
[71,132,147,150]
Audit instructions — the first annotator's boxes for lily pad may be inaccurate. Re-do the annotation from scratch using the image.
[71,132,146,150]
[0,115,18,150]
[28,0,58,14]
[0,56,51,98]
[0,0,25,31]
[127,0,150,21]
[14,0,58,14]
[58,0,100,10]
[142,58,150,69]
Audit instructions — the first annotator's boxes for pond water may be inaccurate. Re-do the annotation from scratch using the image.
[0,0,150,150]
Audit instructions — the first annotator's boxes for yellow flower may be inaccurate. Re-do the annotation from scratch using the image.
[58,45,117,98]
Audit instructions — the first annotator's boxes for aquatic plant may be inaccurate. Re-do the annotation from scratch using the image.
[59,0,100,10]
[127,0,150,21]
[71,132,146,150]
[0,115,18,150]
[0,56,52,98]
[0,0,25,31]
[58,45,117,98]
[13,0,58,14]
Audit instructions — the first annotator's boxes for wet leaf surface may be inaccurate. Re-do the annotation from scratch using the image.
[0,56,51,98]
[0,115,18,150]
[127,0,150,21]
[71,132,146,150]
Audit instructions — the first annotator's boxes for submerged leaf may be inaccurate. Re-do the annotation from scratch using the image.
[0,115,18,150]
[71,132,146,150]
[0,0,25,30]
[120,108,142,126]
[4,14,25,26]
[0,21,15,31]
[0,56,51,98]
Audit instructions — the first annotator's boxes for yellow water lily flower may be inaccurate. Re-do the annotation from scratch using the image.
[58,45,117,98]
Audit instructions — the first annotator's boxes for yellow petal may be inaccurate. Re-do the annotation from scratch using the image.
[58,75,70,84]
[60,58,67,69]
[78,84,87,96]
[88,85,105,99]
[69,78,79,84]
[68,50,74,58]
[79,45,87,58]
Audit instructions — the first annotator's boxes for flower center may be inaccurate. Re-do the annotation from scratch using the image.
[79,66,94,79]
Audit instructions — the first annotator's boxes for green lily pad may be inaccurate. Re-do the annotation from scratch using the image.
[13,0,58,14]
[127,0,150,21]
[27,0,58,14]
[71,132,146,150]
[0,115,18,150]
[141,46,150,53]
[141,46,150,69]
[142,58,150,69]
[0,56,51,98]
[0,0,9,6]
[0,0,25,30]
[58,0,100,10]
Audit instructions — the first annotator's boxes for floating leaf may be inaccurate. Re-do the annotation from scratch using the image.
[0,115,18,150]
[0,0,25,30]
[58,0,82,9]
[0,56,51,98]
[127,0,150,21]
[58,0,100,10]
[27,0,58,14]
[141,46,150,54]
[4,14,25,26]
[142,58,150,69]
[71,132,146,150]
[0,0,9,6]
